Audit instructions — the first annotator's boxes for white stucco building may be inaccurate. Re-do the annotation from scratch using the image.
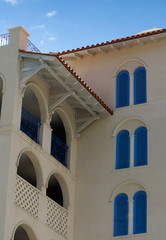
[0,26,166,240]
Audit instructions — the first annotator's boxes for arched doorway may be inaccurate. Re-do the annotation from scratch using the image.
[50,111,68,167]
[14,226,30,240]
[46,175,63,207]
[13,224,37,240]
[17,153,37,188]
[21,87,41,144]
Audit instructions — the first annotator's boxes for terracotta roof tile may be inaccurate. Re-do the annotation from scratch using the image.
[56,28,166,55]
[19,50,113,115]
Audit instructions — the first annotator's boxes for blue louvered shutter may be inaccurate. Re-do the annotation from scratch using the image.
[134,67,146,104]
[134,127,147,166]
[114,194,128,236]
[133,191,147,234]
[116,130,130,169]
[116,71,129,108]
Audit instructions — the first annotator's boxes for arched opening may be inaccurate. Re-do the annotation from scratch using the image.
[13,224,37,240]
[17,153,37,188]
[21,87,41,144]
[134,127,148,167]
[14,226,30,240]
[133,191,147,234]
[134,67,147,105]
[116,70,129,108]
[50,111,68,167]
[114,193,128,236]
[116,130,130,169]
[46,174,63,207]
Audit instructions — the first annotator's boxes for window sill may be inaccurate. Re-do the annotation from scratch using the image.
[114,102,149,111]
[111,233,149,239]
[113,164,149,173]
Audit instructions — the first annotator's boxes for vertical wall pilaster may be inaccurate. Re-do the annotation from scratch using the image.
[130,73,134,106]
[41,121,52,154]
[128,199,133,235]
[130,133,135,168]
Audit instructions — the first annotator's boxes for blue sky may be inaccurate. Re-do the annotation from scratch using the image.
[0,0,165,53]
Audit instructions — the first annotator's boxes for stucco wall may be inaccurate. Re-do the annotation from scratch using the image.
[74,39,166,240]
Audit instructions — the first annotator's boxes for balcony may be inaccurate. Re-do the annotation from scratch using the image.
[51,133,69,167]
[20,108,41,144]
[0,33,10,47]
[15,175,68,237]
[0,32,40,52]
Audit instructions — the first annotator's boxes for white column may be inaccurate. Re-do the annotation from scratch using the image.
[40,120,52,154]
[130,133,135,168]
[130,73,134,105]
[128,199,133,235]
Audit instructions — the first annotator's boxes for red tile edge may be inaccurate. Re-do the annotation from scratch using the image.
[55,28,166,56]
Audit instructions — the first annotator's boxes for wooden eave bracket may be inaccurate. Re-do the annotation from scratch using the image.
[20,63,47,88]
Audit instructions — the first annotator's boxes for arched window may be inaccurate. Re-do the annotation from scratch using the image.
[134,67,146,105]
[133,191,147,234]
[116,70,130,108]
[116,130,130,169]
[114,193,128,236]
[134,127,147,167]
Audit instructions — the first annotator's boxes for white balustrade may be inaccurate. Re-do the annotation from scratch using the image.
[15,175,39,218]
[15,175,69,237]
[46,196,68,237]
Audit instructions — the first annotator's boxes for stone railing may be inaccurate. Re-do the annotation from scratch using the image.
[15,175,68,237]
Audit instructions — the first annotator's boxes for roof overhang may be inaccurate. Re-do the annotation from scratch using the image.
[59,29,166,60]
[19,51,112,134]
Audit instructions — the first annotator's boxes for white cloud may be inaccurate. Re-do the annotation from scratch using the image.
[31,25,45,30]
[48,37,56,41]
[4,0,18,5]
[40,40,44,45]
[46,10,57,17]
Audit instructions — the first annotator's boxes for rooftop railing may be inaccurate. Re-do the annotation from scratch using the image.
[27,39,41,52]
[51,133,69,167]
[0,32,40,52]
[0,33,10,47]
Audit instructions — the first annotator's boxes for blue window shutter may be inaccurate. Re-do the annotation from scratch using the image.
[133,191,147,234]
[116,71,130,108]
[116,130,130,169]
[114,193,128,236]
[134,67,147,104]
[134,127,147,166]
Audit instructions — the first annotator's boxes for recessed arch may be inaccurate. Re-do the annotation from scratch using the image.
[46,170,70,209]
[16,149,43,190]
[22,82,49,122]
[50,106,74,168]
[112,116,150,137]
[53,106,74,141]
[11,221,38,240]
[110,180,150,202]
[113,58,148,77]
